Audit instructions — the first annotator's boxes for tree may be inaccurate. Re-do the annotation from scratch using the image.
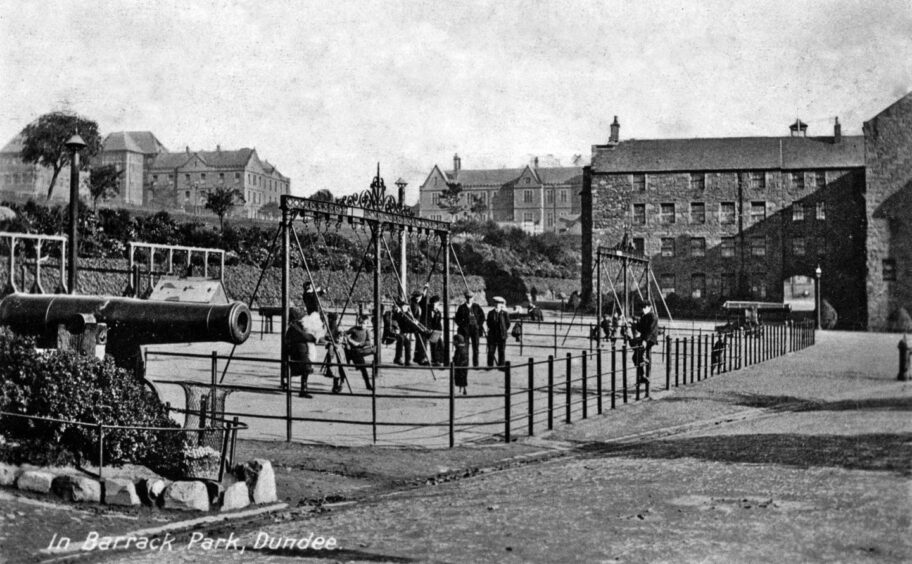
[204,186,245,230]
[19,112,102,200]
[88,165,122,211]
[469,197,487,218]
[259,200,280,220]
[438,183,466,216]
[310,189,335,202]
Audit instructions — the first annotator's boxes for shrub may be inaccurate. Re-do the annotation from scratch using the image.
[0,328,184,476]
[887,307,912,332]
[821,299,838,329]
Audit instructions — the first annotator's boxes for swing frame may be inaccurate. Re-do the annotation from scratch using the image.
[595,246,673,329]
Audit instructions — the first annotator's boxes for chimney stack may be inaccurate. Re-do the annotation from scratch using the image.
[453,153,461,175]
[185,146,190,153]
[789,118,808,138]
[834,117,841,142]
[533,156,539,169]
[609,116,620,144]
[217,144,221,152]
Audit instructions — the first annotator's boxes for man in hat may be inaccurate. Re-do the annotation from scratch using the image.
[486,296,511,368]
[411,288,430,365]
[455,290,486,367]
[285,306,315,398]
[392,298,413,366]
[302,281,323,316]
[632,303,659,385]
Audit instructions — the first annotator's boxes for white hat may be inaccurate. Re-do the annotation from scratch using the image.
[493,296,506,304]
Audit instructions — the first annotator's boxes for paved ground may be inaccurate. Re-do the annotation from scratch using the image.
[33,329,906,563]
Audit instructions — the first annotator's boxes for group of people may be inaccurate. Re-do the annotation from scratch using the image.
[595,304,660,386]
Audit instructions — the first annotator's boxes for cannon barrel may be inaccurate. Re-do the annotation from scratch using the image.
[0,293,251,346]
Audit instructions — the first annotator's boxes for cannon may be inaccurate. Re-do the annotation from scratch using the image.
[0,293,251,380]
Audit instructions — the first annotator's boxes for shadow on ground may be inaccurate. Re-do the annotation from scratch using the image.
[575,433,912,476]
[659,393,912,413]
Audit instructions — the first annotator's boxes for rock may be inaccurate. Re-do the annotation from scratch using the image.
[163,481,209,512]
[0,463,19,486]
[52,475,102,503]
[104,479,140,507]
[239,459,277,504]
[137,478,167,506]
[202,480,224,505]
[220,482,250,512]
[17,471,54,494]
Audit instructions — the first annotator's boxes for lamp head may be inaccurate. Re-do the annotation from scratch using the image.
[65,134,87,152]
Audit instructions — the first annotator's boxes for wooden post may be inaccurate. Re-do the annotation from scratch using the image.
[504,361,512,443]
[527,358,535,436]
[547,355,554,430]
[565,353,572,423]
[596,348,603,415]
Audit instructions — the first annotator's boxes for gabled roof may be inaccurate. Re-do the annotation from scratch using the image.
[445,167,526,186]
[102,131,167,154]
[592,135,865,173]
[149,152,193,170]
[148,148,254,171]
[533,166,584,185]
[0,133,25,154]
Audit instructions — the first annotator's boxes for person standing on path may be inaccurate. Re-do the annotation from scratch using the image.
[285,307,315,398]
[455,290,486,367]
[633,303,659,384]
[453,333,469,395]
[486,296,511,368]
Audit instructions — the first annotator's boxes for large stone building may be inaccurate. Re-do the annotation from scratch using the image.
[419,154,582,233]
[581,116,869,329]
[98,131,168,207]
[863,93,912,330]
[146,145,289,219]
[0,134,76,203]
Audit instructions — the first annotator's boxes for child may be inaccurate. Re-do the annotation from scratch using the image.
[453,333,469,395]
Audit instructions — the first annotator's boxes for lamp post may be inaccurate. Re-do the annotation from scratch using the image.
[395,178,408,294]
[814,265,822,329]
[65,134,86,294]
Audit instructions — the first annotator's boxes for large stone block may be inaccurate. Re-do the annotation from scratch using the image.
[163,481,209,512]
[220,481,250,512]
[0,463,19,487]
[137,478,167,506]
[104,479,140,507]
[17,470,54,494]
[52,475,102,503]
[237,459,277,504]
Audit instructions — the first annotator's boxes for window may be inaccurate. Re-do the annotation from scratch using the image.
[751,236,766,257]
[660,273,676,296]
[559,190,568,203]
[750,201,766,223]
[816,201,826,220]
[201,173,206,181]
[720,202,736,224]
[816,236,826,257]
[721,273,735,297]
[546,190,554,204]
[152,174,158,182]
[691,273,706,299]
[546,213,554,227]
[690,237,706,257]
[431,193,440,205]
[750,171,766,190]
[792,202,804,221]
[523,211,534,222]
[793,237,806,256]
[690,202,705,224]
[752,274,768,298]
[523,190,533,203]
[792,171,805,190]
[234,172,240,181]
[633,204,646,225]
[168,174,173,180]
[815,171,826,189]
[185,174,190,181]
[661,238,675,257]
[219,172,225,181]
[632,237,645,255]
[660,203,675,224]
[524,177,531,184]
[721,237,735,258]
[632,174,646,191]
[883,259,897,281]
[689,173,705,190]
[184,191,190,200]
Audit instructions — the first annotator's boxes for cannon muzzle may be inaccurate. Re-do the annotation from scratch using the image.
[0,293,251,346]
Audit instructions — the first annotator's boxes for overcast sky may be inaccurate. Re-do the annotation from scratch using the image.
[1,0,910,202]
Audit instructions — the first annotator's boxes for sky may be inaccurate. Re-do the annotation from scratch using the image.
[1,0,911,203]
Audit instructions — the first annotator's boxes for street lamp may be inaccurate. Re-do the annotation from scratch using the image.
[395,178,408,294]
[65,134,86,294]
[814,264,822,329]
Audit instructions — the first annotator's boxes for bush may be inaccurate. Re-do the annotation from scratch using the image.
[821,299,838,329]
[887,307,912,332]
[0,328,184,476]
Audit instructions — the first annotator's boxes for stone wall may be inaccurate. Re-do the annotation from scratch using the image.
[863,93,912,330]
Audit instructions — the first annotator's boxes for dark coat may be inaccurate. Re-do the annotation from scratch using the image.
[486,309,511,342]
[634,312,660,345]
[456,302,485,333]
[285,321,312,376]
[302,291,320,315]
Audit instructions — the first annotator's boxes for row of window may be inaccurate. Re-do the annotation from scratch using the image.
[631,170,828,191]
[632,201,826,225]
[2,172,36,185]
[636,236,827,258]
[151,172,286,191]
[658,273,744,299]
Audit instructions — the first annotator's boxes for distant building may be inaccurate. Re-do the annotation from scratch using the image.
[582,116,868,328]
[863,92,912,331]
[98,131,168,206]
[418,154,582,233]
[0,133,76,203]
[146,145,290,219]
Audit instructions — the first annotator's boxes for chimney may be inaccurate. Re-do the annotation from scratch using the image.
[833,117,841,143]
[185,146,190,153]
[533,156,539,169]
[609,116,620,144]
[217,144,221,152]
[453,153,461,175]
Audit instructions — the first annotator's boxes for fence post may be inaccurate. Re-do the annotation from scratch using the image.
[634,343,641,402]
[210,350,218,414]
[527,358,535,437]
[504,361,512,444]
[705,334,711,379]
[696,334,702,382]
[622,343,628,404]
[449,362,455,449]
[597,348,603,415]
[688,337,694,384]
[553,323,558,359]
[665,335,671,390]
[230,416,239,465]
[97,423,105,487]
[611,344,617,409]
[582,352,588,419]
[675,338,680,386]
[547,355,554,430]
[565,353,572,424]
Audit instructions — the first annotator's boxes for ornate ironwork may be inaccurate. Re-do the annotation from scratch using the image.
[282,195,448,234]
[337,164,413,216]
